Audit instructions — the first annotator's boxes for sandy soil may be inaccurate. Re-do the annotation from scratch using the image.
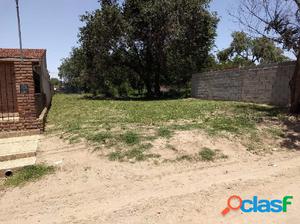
[0,132,299,224]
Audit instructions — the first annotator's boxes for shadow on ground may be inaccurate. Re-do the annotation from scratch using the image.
[234,104,287,117]
[281,119,300,150]
[238,104,300,150]
[81,94,189,102]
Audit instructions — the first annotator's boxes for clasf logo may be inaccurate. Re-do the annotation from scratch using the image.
[222,195,293,216]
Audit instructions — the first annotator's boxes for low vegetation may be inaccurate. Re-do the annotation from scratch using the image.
[3,165,55,188]
[199,148,217,161]
[49,94,286,133]
[108,143,159,162]
[175,148,227,162]
[157,127,173,139]
[47,94,290,161]
[121,131,141,145]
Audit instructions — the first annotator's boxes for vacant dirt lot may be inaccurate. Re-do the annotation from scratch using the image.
[0,132,299,224]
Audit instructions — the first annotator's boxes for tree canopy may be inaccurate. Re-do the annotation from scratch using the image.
[59,0,218,97]
[217,31,289,67]
[233,0,300,113]
[58,47,86,92]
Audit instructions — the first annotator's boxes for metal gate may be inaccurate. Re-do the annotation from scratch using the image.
[0,62,18,120]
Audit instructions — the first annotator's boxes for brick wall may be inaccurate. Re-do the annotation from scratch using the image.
[192,61,296,106]
[0,61,46,133]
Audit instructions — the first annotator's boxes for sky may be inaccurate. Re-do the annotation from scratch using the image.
[0,0,241,78]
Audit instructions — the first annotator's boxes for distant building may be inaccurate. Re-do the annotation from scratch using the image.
[0,48,52,135]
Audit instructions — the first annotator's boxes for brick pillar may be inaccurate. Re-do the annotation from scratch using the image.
[14,61,37,129]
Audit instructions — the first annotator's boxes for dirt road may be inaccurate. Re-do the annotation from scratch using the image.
[0,135,299,224]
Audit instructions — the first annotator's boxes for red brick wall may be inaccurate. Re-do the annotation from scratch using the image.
[14,61,37,119]
[0,61,46,133]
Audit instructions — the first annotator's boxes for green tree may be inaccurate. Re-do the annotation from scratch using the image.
[77,0,218,97]
[50,78,61,88]
[79,0,132,96]
[233,0,300,113]
[217,31,288,67]
[58,47,86,92]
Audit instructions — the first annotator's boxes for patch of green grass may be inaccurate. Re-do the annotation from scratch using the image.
[4,165,55,187]
[68,135,81,144]
[199,147,217,161]
[139,143,153,150]
[171,123,204,131]
[249,131,261,142]
[245,132,264,152]
[47,94,288,151]
[174,148,227,163]
[124,148,147,161]
[205,116,256,135]
[266,127,285,138]
[108,151,123,161]
[121,131,140,145]
[108,145,159,162]
[157,127,173,138]
[86,132,112,143]
[66,122,81,132]
[50,95,284,133]
[144,135,158,141]
[176,155,194,162]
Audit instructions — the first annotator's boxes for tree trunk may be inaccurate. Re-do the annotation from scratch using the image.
[290,48,300,114]
[154,72,161,98]
[144,74,153,98]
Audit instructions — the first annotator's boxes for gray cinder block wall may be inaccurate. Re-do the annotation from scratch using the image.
[192,61,296,106]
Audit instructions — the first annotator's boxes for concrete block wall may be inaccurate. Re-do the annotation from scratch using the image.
[192,61,295,106]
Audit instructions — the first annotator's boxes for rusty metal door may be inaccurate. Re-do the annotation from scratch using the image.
[0,62,18,119]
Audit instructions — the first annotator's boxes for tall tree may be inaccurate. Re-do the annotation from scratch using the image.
[123,0,218,96]
[58,47,86,92]
[232,0,300,113]
[78,0,218,97]
[79,0,130,96]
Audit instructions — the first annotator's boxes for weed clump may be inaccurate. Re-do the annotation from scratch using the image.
[199,147,217,161]
[121,131,140,145]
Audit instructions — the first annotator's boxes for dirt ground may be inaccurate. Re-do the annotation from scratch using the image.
[0,131,299,224]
